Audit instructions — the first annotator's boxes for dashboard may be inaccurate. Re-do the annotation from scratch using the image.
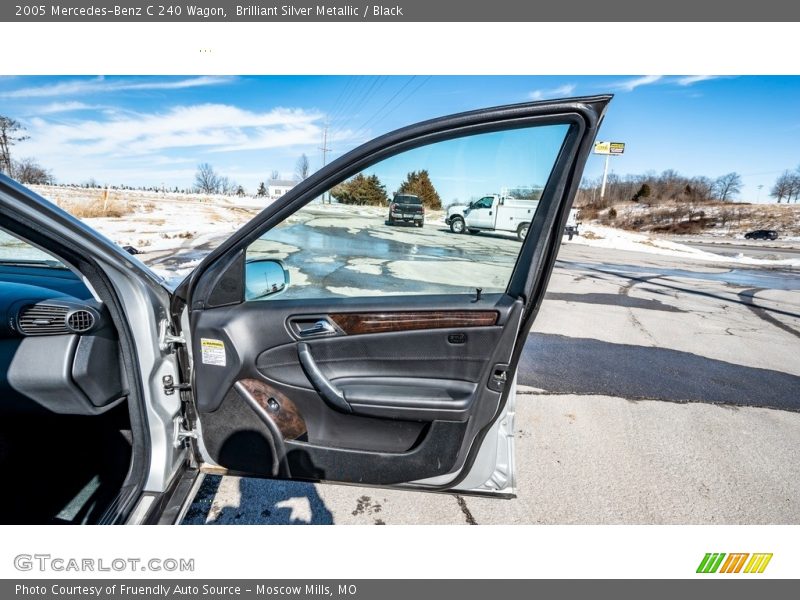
[0,263,127,415]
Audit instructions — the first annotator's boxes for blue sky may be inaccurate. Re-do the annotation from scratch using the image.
[363,124,568,205]
[1,75,798,201]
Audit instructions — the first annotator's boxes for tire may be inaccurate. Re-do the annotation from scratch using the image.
[517,222,529,241]
[468,228,480,235]
[387,216,394,226]
[449,217,465,234]
[417,221,424,228]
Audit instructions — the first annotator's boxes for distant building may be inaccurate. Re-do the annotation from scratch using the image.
[268,179,296,198]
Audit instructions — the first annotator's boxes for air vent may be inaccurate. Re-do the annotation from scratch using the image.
[18,304,70,335]
[67,309,96,333]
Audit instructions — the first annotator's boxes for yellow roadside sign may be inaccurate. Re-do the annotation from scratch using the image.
[594,141,625,155]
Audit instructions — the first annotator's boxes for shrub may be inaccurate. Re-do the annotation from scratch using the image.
[60,192,132,218]
[578,204,600,220]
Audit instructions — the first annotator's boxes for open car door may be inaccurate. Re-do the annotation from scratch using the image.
[174,96,611,496]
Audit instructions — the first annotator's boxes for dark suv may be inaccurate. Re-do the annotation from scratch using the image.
[744,229,778,241]
[387,194,424,227]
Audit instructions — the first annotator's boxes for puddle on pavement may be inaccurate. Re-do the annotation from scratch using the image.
[265,224,480,298]
[268,223,473,262]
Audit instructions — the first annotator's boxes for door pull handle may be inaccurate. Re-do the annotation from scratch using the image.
[298,319,335,337]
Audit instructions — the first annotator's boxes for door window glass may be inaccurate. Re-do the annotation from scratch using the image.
[0,230,66,268]
[246,123,569,300]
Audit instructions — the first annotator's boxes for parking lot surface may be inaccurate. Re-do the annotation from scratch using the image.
[184,227,800,525]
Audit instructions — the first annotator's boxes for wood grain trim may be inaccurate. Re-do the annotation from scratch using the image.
[238,378,307,441]
[328,311,498,335]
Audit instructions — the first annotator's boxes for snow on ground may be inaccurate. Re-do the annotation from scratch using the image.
[85,202,259,284]
[571,224,800,268]
[9,187,798,285]
[28,185,265,284]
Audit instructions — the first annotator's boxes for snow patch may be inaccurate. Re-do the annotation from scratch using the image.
[572,225,800,267]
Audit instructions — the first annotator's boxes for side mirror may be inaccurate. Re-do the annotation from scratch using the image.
[245,259,290,300]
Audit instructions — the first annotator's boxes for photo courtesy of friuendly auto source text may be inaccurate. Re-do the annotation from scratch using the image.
[0,75,797,526]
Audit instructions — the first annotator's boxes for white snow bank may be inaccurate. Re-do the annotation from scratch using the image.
[571,225,800,268]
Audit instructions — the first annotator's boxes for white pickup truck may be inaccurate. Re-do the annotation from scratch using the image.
[445,194,580,241]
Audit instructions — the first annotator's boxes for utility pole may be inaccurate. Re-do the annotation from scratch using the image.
[319,122,331,203]
[600,154,611,200]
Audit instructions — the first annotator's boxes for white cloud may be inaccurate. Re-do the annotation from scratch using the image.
[14,103,356,186]
[36,101,101,114]
[676,75,720,86]
[611,75,663,92]
[0,76,232,99]
[528,84,576,100]
[20,104,328,158]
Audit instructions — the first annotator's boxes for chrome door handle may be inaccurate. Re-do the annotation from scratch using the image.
[298,320,335,337]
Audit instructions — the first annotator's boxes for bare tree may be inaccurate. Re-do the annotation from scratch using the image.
[793,166,800,203]
[295,154,310,181]
[714,172,742,202]
[689,176,715,202]
[269,170,280,181]
[218,176,239,195]
[0,116,30,175]
[194,163,220,194]
[770,171,794,203]
[790,173,800,203]
[12,157,53,184]
[575,170,721,209]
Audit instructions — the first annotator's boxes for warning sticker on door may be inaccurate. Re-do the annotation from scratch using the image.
[200,338,226,366]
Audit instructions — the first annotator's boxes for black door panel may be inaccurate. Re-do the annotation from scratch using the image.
[256,326,505,390]
[202,386,467,483]
[191,294,523,484]
[191,293,516,413]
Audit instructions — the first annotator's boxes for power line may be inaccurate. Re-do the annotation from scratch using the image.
[347,76,417,140]
[327,77,357,125]
[350,75,431,141]
[330,76,369,127]
[329,76,387,141]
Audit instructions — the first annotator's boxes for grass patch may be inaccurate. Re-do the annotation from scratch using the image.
[61,195,132,218]
[650,217,717,234]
